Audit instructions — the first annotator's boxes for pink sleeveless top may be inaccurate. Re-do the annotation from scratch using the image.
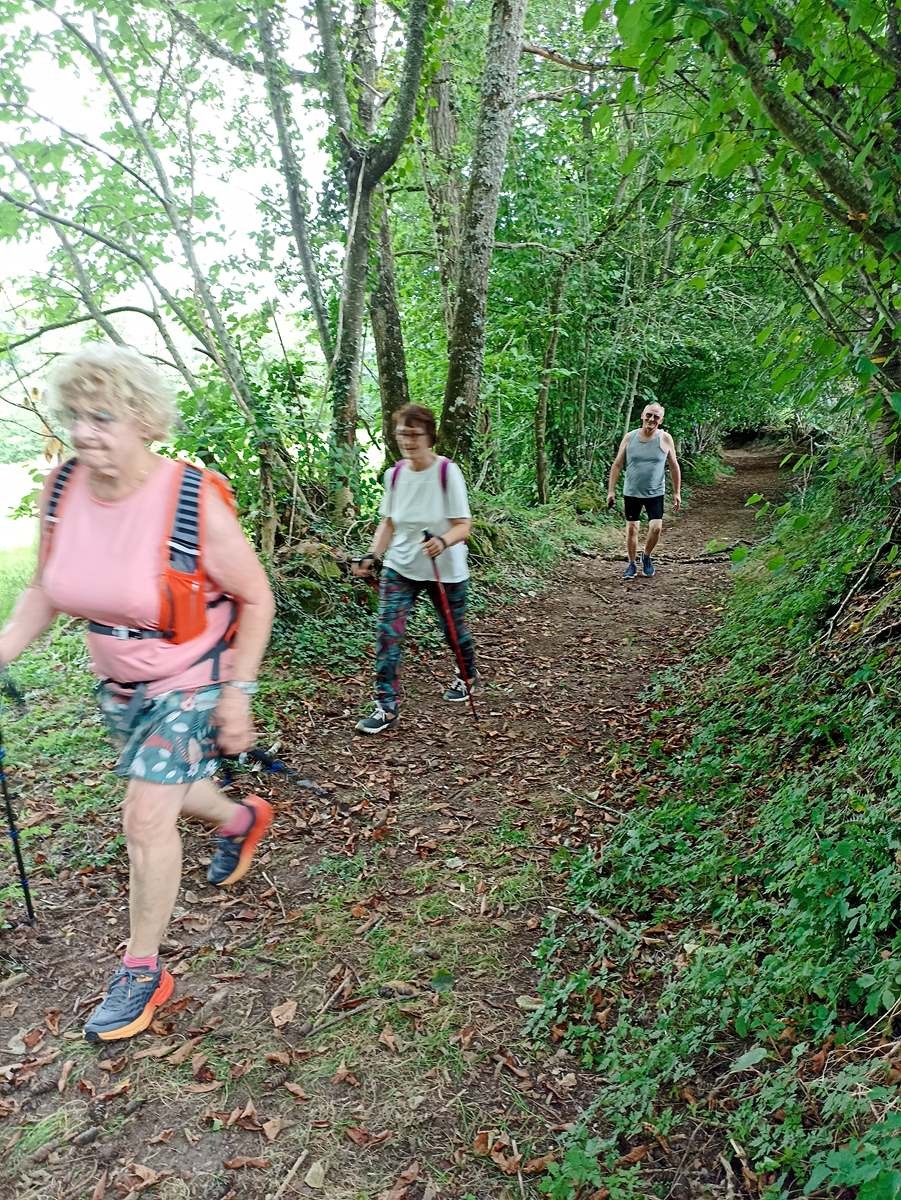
[40,457,235,697]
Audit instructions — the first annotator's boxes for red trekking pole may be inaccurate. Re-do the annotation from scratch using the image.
[423,530,477,720]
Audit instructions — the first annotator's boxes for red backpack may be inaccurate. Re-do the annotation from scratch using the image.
[41,458,238,647]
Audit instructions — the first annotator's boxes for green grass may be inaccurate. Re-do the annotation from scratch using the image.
[529,457,901,1200]
[0,544,35,624]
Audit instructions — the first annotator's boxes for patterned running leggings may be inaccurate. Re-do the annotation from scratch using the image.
[376,567,477,713]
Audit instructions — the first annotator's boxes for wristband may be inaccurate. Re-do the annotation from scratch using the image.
[224,680,258,696]
[436,536,447,551]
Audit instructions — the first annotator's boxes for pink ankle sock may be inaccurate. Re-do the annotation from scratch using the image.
[218,803,253,838]
[123,952,159,971]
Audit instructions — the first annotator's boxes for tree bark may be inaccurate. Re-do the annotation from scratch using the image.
[438,0,529,468]
[257,2,333,363]
[370,195,409,464]
[534,264,568,503]
[314,0,429,506]
[418,4,464,339]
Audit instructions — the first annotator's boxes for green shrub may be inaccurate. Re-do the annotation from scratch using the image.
[531,459,900,1199]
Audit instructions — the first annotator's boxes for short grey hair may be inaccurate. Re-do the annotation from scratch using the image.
[642,402,665,418]
[46,345,176,442]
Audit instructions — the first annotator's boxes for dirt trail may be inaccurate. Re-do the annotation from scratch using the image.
[1,453,784,1200]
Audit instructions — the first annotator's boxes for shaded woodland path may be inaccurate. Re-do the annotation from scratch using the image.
[2,452,784,1200]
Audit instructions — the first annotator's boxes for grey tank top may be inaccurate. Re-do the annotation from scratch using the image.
[623,430,666,498]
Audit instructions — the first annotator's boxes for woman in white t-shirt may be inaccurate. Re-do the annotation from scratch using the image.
[352,404,481,733]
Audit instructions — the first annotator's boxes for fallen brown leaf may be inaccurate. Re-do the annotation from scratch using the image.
[270,999,298,1029]
[166,1037,203,1067]
[376,1161,420,1200]
[523,1151,556,1174]
[331,1062,360,1087]
[262,1118,283,1143]
[378,1025,399,1053]
[56,1059,74,1093]
[132,1041,176,1061]
[616,1145,650,1167]
[224,1157,271,1169]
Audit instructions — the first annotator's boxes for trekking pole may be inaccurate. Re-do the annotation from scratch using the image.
[423,530,478,721]
[0,675,35,925]
[221,747,329,798]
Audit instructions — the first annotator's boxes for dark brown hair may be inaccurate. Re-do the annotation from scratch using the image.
[394,403,437,446]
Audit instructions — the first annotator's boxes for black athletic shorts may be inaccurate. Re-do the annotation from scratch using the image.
[624,494,664,522]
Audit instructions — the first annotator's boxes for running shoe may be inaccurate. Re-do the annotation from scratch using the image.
[83,964,174,1043]
[642,553,656,577]
[623,561,638,579]
[443,672,484,703]
[207,794,273,887]
[355,704,398,735]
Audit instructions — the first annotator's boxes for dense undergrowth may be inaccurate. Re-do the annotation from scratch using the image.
[531,455,900,1200]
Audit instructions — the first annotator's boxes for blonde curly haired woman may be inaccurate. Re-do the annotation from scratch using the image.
[0,346,275,1042]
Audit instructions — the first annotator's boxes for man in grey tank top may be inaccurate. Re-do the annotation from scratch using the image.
[607,403,681,577]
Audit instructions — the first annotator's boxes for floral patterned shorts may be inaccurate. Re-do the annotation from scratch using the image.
[98,684,222,783]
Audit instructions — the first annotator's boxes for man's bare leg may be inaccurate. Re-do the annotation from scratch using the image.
[644,518,663,555]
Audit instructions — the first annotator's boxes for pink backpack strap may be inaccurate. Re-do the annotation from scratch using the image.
[390,460,404,491]
[439,456,450,493]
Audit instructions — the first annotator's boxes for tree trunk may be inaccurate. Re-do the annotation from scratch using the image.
[438,0,529,468]
[257,2,333,363]
[535,265,568,504]
[330,172,375,478]
[370,193,410,464]
[418,7,464,339]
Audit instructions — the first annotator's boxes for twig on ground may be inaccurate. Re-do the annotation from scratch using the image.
[262,871,287,920]
[584,905,631,938]
[268,1149,309,1200]
[302,996,384,1039]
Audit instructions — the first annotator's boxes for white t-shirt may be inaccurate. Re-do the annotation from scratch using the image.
[380,457,471,582]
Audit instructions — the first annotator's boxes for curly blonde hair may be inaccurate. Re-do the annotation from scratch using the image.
[46,345,177,442]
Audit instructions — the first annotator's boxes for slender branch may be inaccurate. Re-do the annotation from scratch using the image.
[257,2,333,362]
[162,2,316,87]
[0,185,208,346]
[822,0,901,76]
[3,149,125,347]
[2,103,170,209]
[521,43,632,74]
[313,0,354,137]
[369,0,430,181]
[1,307,169,352]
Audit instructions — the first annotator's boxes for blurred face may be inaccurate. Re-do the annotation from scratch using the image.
[59,396,146,478]
[395,422,433,459]
[641,407,663,435]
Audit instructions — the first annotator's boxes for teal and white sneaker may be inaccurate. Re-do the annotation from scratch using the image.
[641,553,655,577]
[442,672,484,703]
[83,964,174,1043]
[623,561,638,579]
[355,704,398,734]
